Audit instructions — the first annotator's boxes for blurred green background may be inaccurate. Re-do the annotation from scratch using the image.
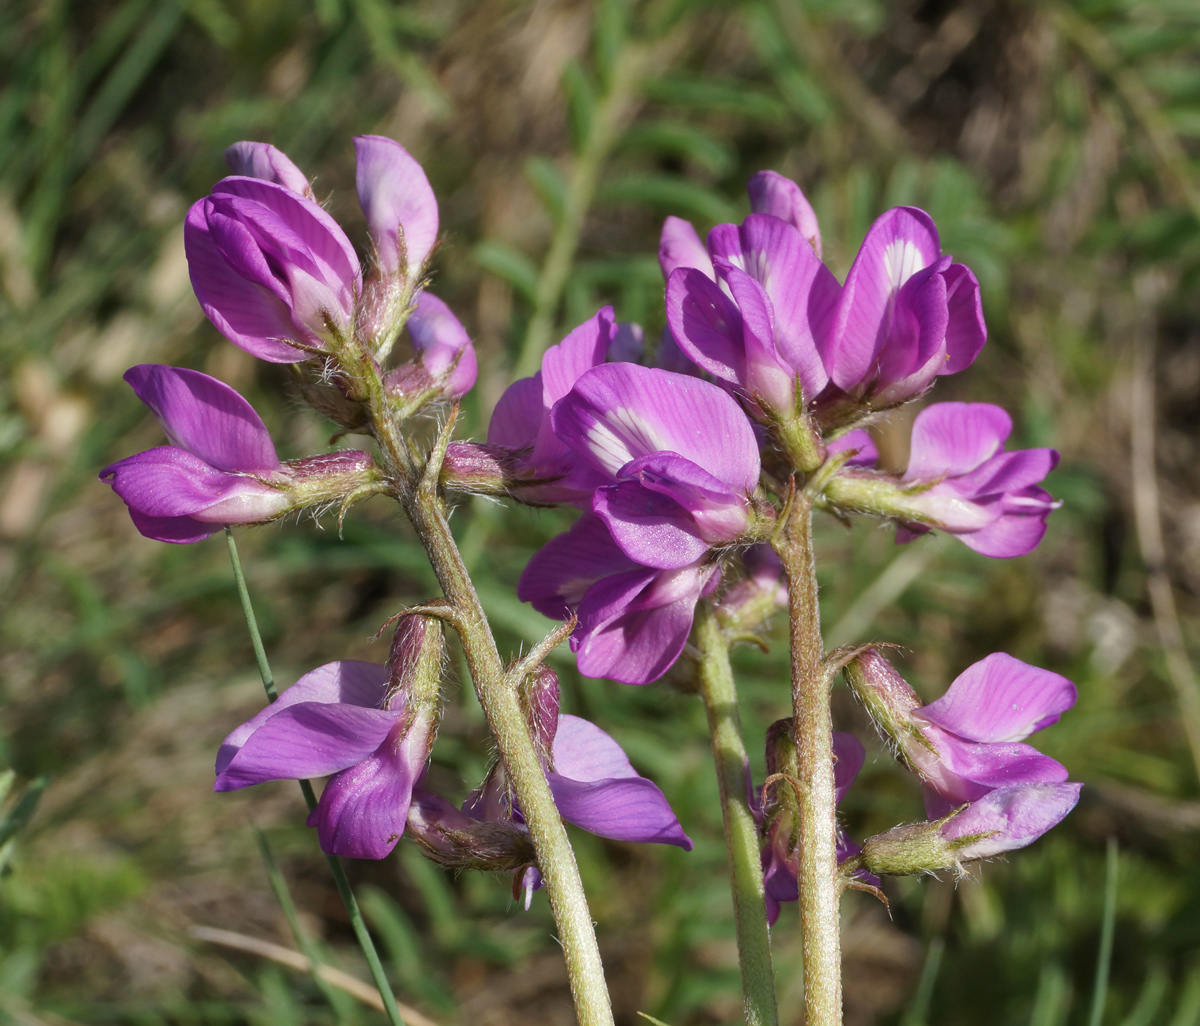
[2,0,1200,1023]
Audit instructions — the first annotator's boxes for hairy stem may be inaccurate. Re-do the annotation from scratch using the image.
[773,497,842,1026]
[225,530,408,1026]
[695,604,779,1026]
[363,408,613,1024]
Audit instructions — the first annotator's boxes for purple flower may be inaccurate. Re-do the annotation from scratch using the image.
[846,649,1079,842]
[825,403,1060,558]
[899,403,1060,557]
[101,365,291,543]
[821,207,986,405]
[520,514,722,684]
[100,365,378,544]
[665,213,839,420]
[188,136,441,362]
[487,307,623,504]
[518,362,761,684]
[215,615,444,859]
[384,290,477,402]
[185,175,362,362]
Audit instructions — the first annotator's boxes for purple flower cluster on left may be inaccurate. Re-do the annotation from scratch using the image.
[100,138,692,876]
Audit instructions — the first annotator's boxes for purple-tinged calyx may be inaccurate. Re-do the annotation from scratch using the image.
[844,649,1078,811]
[820,206,986,408]
[716,545,788,635]
[185,176,362,363]
[822,403,1060,558]
[214,612,444,859]
[99,365,381,544]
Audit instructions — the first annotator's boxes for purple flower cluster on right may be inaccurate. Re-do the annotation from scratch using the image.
[477,168,1079,904]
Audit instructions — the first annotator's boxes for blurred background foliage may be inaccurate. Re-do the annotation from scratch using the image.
[1,0,1199,1023]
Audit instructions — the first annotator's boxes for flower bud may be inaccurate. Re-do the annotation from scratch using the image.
[386,607,446,712]
[520,666,560,759]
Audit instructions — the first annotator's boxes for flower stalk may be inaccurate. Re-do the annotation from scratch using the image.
[695,603,779,1026]
[773,495,842,1026]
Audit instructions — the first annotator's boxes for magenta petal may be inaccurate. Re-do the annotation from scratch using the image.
[712,214,834,399]
[100,447,287,521]
[551,362,760,493]
[958,507,1053,558]
[905,403,1011,480]
[940,783,1082,859]
[225,142,312,196]
[922,732,1070,805]
[216,660,390,775]
[659,216,714,280]
[874,262,949,386]
[487,374,544,449]
[518,513,640,617]
[541,306,617,408]
[593,452,750,569]
[665,267,747,386]
[826,429,879,468]
[185,199,310,362]
[307,724,426,858]
[941,263,986,373]
[955,448,1059,498]
[354,135,438,276]
[547,715,692,848]
[215,702,400,790]
[407,291,477,397]
[833,731,865,803]
[574,563,716,684]
[826,206,942,390]
[127,509,218,544]
[918,653,1076,743]
[123,365,279,472]
[747,171,822,256]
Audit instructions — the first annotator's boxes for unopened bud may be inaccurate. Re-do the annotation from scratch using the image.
[520,666,560,759]
[386,607,446,713]
[843,649,930,765]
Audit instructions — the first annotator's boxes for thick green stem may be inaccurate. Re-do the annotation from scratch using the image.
[772,497,842,1026]
[224,530,408,1026]
[695,604,779,1026]
[399,491,613,1026]
[514,46,645,378]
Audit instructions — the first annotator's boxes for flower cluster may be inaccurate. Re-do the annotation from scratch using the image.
[100,133,1078,936]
